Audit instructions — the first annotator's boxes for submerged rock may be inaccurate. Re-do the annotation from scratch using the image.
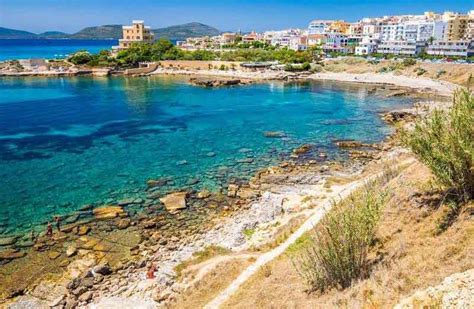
[0,248,26,261]
[160,192,187,213]
[334,140,366,148]
[293,144,312,155]
[147,178,170,188]
[0,236,17,246]
[263,131,286,138]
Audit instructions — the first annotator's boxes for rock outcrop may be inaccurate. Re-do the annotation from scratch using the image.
[160,192,187,213]
[189,77,251,87]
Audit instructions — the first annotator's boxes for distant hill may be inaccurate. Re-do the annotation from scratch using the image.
[152,22,220,41]
[69,25,123,39]
[0,27,37,39]
[0,22,221,40]
[37,31,69,39]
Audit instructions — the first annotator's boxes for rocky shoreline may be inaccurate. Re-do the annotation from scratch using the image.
[0,75,450,308]
[1,128,418,308]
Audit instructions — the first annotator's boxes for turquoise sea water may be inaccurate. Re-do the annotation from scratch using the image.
[0,76,412,235]
[0,39,117,61]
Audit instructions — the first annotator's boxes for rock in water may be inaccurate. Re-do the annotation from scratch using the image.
[0,249,26,261]
[293,144,312,155]
[160,192,187,213]
[93,206,125,220]
[189,77,246,87]
[0,236,18,246]
[263,131,286,138]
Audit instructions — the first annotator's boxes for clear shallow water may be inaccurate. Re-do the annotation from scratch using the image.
[0,39,117,60]
[0,76,412,234]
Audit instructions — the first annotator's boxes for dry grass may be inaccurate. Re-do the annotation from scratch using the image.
[174,245,231,278]
[251,215,307,252]
[169,257,253,309]
[222,161,474,308]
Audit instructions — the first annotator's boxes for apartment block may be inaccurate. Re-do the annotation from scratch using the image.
[427,40,474,57]
[442,12,469,41]
[377,41,426,55]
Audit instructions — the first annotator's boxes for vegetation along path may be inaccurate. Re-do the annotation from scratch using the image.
[204,158,414,308]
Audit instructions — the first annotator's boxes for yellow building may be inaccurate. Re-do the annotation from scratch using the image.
[442,12,469,41]
[467,10,474,40]
[118,20,154,50]
[329,21,350,34]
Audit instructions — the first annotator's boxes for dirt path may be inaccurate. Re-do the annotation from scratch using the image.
[182,253,259,289]
[204,159,415,308]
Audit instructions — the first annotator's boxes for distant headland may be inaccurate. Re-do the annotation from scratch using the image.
[0,22,220,41]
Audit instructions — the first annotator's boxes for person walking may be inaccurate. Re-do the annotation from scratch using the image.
[54,216,61,232]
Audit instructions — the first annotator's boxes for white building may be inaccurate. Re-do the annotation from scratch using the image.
[381,24,405,41]
[355,37,380,55]
[426,40,474,57]
[402,20,445,42]
[308,20,332,35]
[377,41,426,55]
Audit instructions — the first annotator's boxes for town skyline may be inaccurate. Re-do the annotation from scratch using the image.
[0,0,472,33]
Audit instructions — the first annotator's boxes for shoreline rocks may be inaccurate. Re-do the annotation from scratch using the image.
[160,192,187,213]
[189,77,252,87]
[93,206,126,220]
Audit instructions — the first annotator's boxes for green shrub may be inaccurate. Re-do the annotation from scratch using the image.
[401,89,474,202]
[294,184,388,292]
[435,69,447,79]
[69,51,93,65]
[284,62,311,72]
[414,67,427,76]
[402,58,417,67]
[310,64,324,73]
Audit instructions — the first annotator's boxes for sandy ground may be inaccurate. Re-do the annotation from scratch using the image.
[309,72,458,96]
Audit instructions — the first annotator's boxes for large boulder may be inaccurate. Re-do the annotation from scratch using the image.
[160,192,187,213]
[93,206,125,220]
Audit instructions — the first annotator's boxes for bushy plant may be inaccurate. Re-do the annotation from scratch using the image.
[294,183,388,292]
[414,67,427,76]
[401,89,473,202]
[69,51,93,65]
[402,58,416,67]
[436,69,447,79]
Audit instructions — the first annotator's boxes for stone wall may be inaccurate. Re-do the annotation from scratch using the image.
[157,60,242,70]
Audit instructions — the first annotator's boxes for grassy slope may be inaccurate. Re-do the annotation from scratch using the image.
[221,161,473,308]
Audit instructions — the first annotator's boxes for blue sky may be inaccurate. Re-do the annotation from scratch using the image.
[0,0,472,33]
